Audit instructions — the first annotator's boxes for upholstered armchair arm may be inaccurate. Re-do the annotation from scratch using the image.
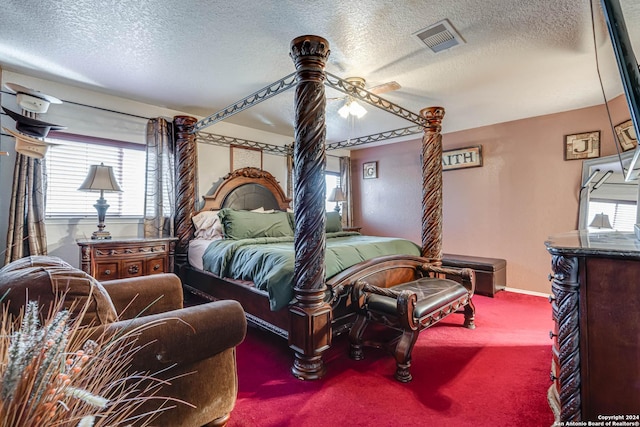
[92,299,247,372]
[101,274,184,319]
[419,264,476,296]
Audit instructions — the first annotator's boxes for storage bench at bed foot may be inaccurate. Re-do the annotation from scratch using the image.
[442,253,506,297]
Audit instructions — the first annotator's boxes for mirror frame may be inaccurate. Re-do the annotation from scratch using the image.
[579,150,636,229]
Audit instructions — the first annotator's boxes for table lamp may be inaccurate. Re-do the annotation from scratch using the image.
[589,213,613,229]
[327,187,347,214]
[78,163,122,239]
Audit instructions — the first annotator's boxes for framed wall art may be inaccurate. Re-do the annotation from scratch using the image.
[564,131,600,161]
[442,145,483,171]
[614,119,637,152]
[363,161,377,179]
[231,145,262,171]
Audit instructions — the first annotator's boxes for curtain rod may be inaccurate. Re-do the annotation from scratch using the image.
[0,89,151,121]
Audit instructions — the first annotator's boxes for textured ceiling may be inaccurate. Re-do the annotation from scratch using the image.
[0,0,639,145]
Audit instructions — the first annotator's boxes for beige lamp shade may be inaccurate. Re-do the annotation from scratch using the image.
[589,213,613,229]
[78,163,123,192]
[327,187,347,202]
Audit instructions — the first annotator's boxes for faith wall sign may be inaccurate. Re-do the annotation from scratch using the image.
[442,145,483,171]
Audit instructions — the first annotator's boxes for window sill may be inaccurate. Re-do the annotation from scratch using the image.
[46,216,143,224]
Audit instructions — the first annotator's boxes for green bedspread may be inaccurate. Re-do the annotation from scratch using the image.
[202,232,421,311]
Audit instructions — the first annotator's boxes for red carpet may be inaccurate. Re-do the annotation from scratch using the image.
[228,291,555,427]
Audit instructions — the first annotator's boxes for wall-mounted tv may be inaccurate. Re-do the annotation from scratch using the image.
[601,0,640,181]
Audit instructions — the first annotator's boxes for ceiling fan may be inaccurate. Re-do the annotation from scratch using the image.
[331,77,401,119]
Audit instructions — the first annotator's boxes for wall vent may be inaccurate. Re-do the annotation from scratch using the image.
[413,19,465,53]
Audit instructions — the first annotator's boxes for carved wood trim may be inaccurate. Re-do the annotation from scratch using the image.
[550,254,581,421]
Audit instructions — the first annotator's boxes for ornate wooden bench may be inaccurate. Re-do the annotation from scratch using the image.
[348,264,476,382]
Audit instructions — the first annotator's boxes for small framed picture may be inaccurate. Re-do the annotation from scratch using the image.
[614,119,637,152]
[363,161,377,179]
[564,131,600,161]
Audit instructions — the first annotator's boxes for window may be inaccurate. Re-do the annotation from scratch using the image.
[45,134,146,217]
[325,172,341,212]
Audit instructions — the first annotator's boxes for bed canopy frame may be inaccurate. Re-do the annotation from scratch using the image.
[172,35,445,379]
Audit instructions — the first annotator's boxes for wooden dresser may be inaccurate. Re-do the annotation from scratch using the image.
[77,237,177,281]
[545,231,640,422]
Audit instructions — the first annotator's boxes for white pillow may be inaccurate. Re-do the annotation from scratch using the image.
[251,207,275,213]
[192,210,223,240]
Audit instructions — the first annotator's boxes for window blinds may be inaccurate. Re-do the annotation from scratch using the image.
[45,136,146,217]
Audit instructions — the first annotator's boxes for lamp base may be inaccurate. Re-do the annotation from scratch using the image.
[91,230,112,240]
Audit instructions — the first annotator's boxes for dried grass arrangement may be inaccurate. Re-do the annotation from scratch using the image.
[0,298,184,427]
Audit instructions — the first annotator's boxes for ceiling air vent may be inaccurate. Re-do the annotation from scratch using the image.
[413,19,465,53]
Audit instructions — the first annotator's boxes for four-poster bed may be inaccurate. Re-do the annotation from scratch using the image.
[172,35,472,380]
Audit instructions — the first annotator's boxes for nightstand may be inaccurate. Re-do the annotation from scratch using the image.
[77,237,177,281]
[343,226,362,233]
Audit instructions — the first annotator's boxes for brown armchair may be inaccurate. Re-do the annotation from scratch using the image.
[0,256,247,427]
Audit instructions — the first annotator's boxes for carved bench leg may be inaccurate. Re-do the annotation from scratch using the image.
[394,329,420,383]
[349,314,368,360]
[463,299,476,329]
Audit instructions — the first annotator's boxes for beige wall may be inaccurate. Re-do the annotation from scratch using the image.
[350,98,630,294]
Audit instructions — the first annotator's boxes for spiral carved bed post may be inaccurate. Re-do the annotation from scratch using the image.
[173,115,198,268]
[420,107,445,262]
[288,35,332,380]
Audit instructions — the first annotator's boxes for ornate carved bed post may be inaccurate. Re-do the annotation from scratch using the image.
[288,35,332,380]
[173,115,198,268]
[420,107,445,262]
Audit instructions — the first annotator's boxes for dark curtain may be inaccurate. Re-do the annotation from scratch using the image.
[143,118,175,238]
[4,153,47,263]
[339,156,352,227]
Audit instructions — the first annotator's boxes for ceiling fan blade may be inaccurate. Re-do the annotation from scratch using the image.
[368,81,401,94]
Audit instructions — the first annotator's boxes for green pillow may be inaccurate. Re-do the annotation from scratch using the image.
[286,211,343,233]
[325,211,343,233]
[219,208,294,239]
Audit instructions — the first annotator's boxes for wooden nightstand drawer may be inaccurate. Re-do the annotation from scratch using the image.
[122,260,144,278]
[78,237,177,281]
[146,257,166,275]
[96,262,119,281]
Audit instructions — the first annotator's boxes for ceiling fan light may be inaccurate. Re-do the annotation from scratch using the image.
[350,100,367,118]
[338,103,351,118]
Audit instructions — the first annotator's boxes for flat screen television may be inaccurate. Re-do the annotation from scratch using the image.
[601,0,640,181]
[601,0,640,235]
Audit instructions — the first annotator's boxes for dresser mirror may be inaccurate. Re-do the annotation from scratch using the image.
[578,150,638,230]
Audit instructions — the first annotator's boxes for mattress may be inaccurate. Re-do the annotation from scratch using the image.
[200,233,421,311]
[188,238,218,271]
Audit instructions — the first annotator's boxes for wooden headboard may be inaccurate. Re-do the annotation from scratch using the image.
[200,167,291,212]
